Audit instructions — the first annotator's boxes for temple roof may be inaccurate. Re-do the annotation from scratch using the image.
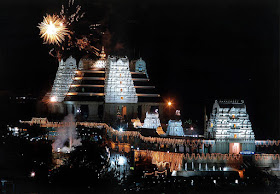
[217,100,246,109]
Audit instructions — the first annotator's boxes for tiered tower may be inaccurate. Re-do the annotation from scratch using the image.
[50,56,77,102]
[104,56,137,103]
[205,100,255,153]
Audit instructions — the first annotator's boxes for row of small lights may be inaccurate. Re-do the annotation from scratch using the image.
[50,95,173,106]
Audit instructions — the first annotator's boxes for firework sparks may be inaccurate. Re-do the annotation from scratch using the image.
[38,14,70,45]
[60,0,85,26]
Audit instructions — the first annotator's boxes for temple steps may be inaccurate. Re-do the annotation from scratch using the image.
[134,86,155,89]
[132,78,149,81]
[66,92,160,97]
[67,92,104,96]
[70,85,104,87]
[130,72,147,74]
[73,77,105,80]
[136,94,160,97]
[75,69,105,73]
[70,85,155,89]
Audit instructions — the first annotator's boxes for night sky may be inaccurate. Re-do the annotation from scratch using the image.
[0,0,279,139]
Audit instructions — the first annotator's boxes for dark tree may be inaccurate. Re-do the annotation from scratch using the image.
[50,141,120,192]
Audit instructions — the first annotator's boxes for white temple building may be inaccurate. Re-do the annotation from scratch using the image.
[205,100,255,154]
[142,112,161,129]
[45,47,164,123]
[166,120,185,136]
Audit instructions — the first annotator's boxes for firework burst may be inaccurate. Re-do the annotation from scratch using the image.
[39,0,101,59]
[38,14,70,45]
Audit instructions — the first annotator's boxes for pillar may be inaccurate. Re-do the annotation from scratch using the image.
[185,162,188,171]
[192,161,194,171]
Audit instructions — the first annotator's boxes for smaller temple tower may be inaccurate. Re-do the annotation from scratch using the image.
[166,120,185,136]
[142,112,161,129]
[205,100,255,154]
[135,58,148,78]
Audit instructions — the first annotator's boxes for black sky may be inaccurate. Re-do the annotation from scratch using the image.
[0,0,279,139]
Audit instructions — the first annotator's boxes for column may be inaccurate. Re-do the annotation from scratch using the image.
[192,161,194,171]
[185,162,188,171]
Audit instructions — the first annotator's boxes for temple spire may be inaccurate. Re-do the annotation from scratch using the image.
[100,46,106,60]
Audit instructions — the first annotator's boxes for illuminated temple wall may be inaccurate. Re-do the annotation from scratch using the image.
[205,100,255,154]
[134,150,243,172]
[104,56,137,103]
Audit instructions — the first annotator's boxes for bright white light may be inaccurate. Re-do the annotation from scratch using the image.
[118,156,126,166]
[50,96,57,102]
[46,22,57,35]
[171,171,177,176]
[213,180,216,184]
[30,171,35,177]
[235,179,238,184]
[119,128,123,132]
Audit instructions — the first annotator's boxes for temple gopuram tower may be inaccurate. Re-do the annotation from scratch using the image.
[205,100,255,154]
[104,56,137,103]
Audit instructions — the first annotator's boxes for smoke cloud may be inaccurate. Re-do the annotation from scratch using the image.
[52,114,82,153]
